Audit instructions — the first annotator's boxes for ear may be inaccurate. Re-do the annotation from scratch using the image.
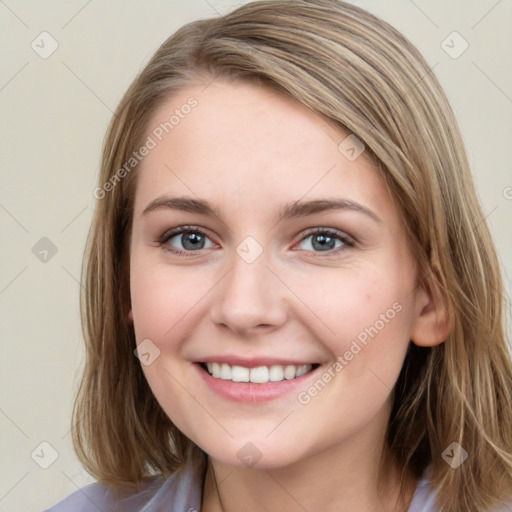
[410,272,452,347]
[127,309,133,322]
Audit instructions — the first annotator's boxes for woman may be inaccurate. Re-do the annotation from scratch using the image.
[46,1,512,511]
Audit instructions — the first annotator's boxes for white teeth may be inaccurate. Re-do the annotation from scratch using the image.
[231,365,250,382]
[250,366,269,384]
[284,365,296,380]
[269,365,284,382]
[204,362,313,383]
[220,363,231,380]
[295,364,310,377]
[211,362,221,378]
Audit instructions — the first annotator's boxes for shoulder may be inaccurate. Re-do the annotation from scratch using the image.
[408,473,512,512]
[43,477,164,512]
[492,500,512,512]
[43,464,202,512]
[407,476,439,512]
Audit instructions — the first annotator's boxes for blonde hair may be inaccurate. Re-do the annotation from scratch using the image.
[73,1,512,510]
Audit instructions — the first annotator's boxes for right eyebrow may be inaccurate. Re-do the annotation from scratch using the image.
[142,196,218,217]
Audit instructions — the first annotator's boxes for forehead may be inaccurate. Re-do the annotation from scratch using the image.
[133,80,395,224]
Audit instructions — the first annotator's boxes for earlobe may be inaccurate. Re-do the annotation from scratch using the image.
[410,278,453,348]
[128,309,134,322]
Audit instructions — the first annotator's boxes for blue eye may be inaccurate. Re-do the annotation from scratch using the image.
[297,228,353,253]
[159,226,215,254]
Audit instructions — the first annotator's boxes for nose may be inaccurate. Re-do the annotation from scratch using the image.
[209,248,289,336]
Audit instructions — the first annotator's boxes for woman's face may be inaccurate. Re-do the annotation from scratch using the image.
[129,80,427,469]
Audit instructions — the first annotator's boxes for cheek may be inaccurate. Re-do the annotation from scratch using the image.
[290,262,410,334]
[129,256,208,435]
[286,262,414,385]
[129,255,213,345]
[290,267,413,442]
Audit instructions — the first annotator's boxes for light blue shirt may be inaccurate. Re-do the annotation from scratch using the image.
[44,463,511,512]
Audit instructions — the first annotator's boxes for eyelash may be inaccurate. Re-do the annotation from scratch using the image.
[157,225,355,257]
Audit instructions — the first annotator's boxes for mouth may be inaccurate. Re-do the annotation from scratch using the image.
[194,356,324,402]
[198,362,321,384]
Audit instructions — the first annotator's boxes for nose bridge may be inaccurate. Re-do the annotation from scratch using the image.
[209,241,287,333]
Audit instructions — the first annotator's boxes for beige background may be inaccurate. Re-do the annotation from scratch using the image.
[0,1,511,510]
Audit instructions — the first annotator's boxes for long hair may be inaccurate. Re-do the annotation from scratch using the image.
[73,1,512,510]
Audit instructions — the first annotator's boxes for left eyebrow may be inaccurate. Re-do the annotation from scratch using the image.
[279,198,382,224]
[141,196,381,224]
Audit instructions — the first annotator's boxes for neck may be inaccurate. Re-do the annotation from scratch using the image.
[202,459,416,512]
[200,408,417,512]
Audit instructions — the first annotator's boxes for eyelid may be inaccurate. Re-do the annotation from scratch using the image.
[292,227,355,253]
[158,225,218,255]
[158,225,210,244]
[296,226,355,244]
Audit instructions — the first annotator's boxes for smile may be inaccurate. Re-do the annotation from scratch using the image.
[202,362,318,383]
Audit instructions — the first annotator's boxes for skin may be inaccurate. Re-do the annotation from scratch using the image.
[128,80,450,512]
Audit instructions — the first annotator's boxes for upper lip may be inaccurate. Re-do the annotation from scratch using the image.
[197,355,319,368]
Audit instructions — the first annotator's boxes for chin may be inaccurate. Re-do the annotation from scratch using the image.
[198,436,311,471]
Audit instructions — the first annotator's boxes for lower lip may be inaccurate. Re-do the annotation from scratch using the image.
[194,363,321,403]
